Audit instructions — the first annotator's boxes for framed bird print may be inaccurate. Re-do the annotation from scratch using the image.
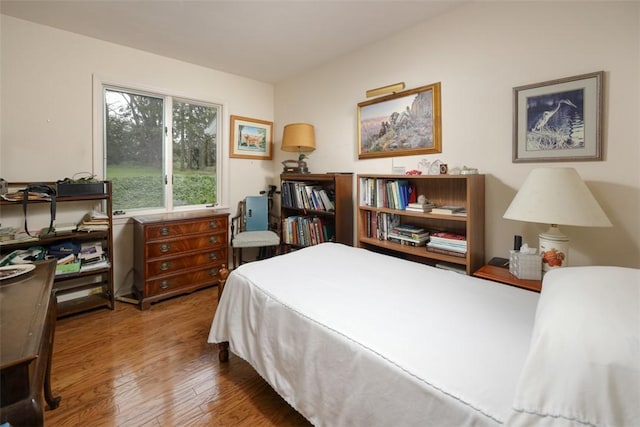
[512,71,603,162]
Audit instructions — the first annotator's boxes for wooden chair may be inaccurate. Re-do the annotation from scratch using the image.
[230,195,280,270]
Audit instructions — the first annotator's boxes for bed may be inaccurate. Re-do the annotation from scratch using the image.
[208,243,639,427]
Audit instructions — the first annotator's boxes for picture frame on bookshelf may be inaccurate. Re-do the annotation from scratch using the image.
[229,115,274,160]
[513,71,603,163]
[357,82,442,159]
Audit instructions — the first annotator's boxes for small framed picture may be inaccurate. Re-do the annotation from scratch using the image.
[513,71,604,162]
[229,115,273,160]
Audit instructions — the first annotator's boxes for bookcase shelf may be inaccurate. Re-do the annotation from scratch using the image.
[280,173,354,248]
[0,181,115,317]
[356,174,485,275]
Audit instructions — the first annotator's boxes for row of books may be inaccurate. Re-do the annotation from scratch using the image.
[281,181,335,212]
[359,178,467,216]
[363,211,401,241]
[359,178,417,211]
[281,215,336,247]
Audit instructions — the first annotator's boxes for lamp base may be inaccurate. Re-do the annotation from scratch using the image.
[539,224,569,272]
[281,159,310,174]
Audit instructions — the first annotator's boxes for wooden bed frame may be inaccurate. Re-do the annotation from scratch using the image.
[217,265,230,363]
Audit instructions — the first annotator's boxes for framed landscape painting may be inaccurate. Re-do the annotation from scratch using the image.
[358,82,442,159]
[513,71,603,162]
[229,115,273,160]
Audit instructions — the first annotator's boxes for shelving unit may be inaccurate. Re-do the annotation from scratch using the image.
[357,174,485,275]
[280,173,354,248]
[0,181,114,317]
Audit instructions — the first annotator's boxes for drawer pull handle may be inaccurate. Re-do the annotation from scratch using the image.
[209,236,218,244]
[209,252,217,260]
[209,221,218,229]
[160,262,170,271]
[160,280,169,289]
[160,227,170,235]
[160,244,170,253]
[209,268,219,277]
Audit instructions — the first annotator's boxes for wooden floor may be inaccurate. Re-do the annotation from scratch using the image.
[45,286,312,426]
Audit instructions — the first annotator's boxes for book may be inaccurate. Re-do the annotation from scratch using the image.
[431,205,465,215]
[427,245,467,257]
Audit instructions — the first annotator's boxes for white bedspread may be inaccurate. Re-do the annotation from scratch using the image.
[209,243,540,426]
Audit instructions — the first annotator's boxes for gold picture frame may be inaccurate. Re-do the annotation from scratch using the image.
[229,115,273,160]
[358,82,442,159]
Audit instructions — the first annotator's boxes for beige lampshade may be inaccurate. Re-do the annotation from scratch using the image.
[281,123,316,153]
[503,167,612,227]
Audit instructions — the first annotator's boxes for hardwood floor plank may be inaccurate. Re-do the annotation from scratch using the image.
[44,286,311,426]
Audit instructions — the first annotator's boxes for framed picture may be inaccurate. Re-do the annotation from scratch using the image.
[513,71,604,163]
[358,82,442,159]
[229,115,273,160]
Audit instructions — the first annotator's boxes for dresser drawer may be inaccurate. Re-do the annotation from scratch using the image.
[145,265,223,297]
[145,248,226,277]
[145,233,226,258]
[145,217,227,240]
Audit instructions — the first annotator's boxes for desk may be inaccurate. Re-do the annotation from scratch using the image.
[474,264,542,292]
[1,260,61,426]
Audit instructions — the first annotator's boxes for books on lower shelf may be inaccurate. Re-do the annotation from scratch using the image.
[282,216,335,247]
[427,231,467,256]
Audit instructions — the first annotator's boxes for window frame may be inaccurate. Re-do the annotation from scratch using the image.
[92,74,229,218]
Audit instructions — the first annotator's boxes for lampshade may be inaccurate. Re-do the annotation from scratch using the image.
[281,123,316,153]
[504,167,611,272]
[503,167,611,227]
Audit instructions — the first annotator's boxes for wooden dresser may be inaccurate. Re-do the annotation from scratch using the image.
[1,260,61,426]
[132,210,229,310]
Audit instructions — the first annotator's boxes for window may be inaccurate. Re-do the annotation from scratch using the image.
[103,86,221,213]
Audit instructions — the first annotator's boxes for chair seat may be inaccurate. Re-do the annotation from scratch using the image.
[232,230,280,248]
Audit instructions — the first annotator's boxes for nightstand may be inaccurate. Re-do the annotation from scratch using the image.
[474,264,542,292]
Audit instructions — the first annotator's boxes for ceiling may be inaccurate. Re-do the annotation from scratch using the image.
[1,0,466,84]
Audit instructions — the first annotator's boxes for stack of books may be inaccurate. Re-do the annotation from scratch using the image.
[405,201,435,213]
[77,210,109,232]
[427,231,467,257]
[78,241,110,271]
[388,224,430,247]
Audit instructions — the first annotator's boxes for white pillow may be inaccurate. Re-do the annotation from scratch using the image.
[507,266,640,427]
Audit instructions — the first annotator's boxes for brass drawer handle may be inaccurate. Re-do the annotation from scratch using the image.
[209,221,218,229]
[160,280,169,289]
[160,227,170,236]
[209,236,218,244]
[160,244,170,253]
[209,268,219,277]
[209,252,217,260]
[160,262,170,271]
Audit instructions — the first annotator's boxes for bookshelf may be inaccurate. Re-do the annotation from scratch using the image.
[0,181,115,317]
[357,174,485,275]
[280,173,354,248]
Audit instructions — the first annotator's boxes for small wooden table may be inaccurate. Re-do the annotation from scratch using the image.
[474,264,542,292]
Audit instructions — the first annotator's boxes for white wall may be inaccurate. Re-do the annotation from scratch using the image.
[1,15,275,294]
[275,1,640,269]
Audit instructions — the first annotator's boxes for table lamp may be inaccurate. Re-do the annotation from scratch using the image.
[503,167,612,272]
[281,123,315,173]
